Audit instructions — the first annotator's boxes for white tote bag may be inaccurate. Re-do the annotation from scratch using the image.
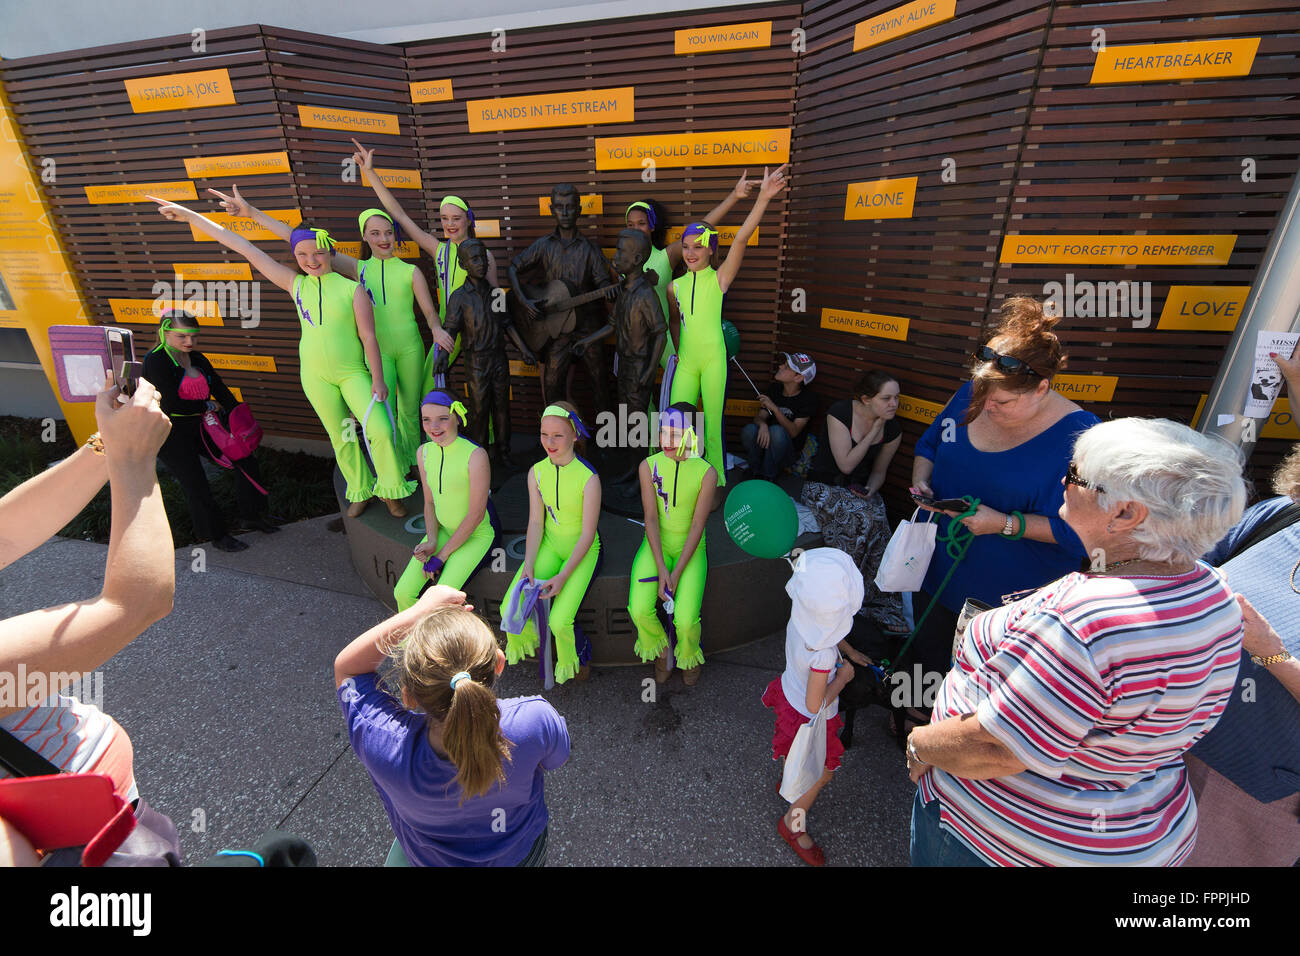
[874,508,938,593]
[780,706,828,803]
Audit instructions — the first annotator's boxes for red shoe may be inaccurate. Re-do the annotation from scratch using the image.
[778,815,826,866]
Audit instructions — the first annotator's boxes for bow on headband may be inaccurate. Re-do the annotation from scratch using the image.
[541,403,591,440]
[289,227,334,251]
[682,222,718,251]
[422,390,469,426]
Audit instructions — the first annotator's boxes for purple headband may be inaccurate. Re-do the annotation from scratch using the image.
[681,222,718,252]
[659,407,692,430]
[290,226,334,251]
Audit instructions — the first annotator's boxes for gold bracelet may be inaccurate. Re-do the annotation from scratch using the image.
[1251,650,1293,667]
[84,432,105,456]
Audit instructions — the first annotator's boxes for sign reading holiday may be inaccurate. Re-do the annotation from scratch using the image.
[1092,38,1260,84]
[674,21,772,54]
[1158,286,1251,331]
[410,79,454,103]
[1000,235,1236,265]
[124,69,235,113]
[854,0,957,52]
[820,308,910,341]
[297,105,399,135]
[467,87,633,133]
[595,128,791,170]
[845,177,918,219]
[540,194,603,216]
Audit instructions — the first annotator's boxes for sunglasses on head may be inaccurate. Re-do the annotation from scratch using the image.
[974,345,1042,378]
[1065,461,1104,494]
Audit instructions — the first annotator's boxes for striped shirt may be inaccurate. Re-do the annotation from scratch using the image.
[919,565,1242,866]
[0,695,137,802]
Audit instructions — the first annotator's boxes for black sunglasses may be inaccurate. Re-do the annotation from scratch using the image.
[974,345,1042,378]
[1065,461,1104,494]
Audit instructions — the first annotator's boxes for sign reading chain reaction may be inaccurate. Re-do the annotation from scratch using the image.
[184,152,291,178]
[124,69,235,113]
[675,21,771,54]
[467,88,633,133]
[820,308,910,341]
[85,182,196,204]
[297,105,399,135]
[845,177,918,219]
[1092,38,1260,84]
[595,128,791,170]
[854,0,956,52]
[1158,286,1250,331]
[410,79,454,103]
[1000,235,1236,265]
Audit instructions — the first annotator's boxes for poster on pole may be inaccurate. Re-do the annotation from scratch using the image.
[1244,330,1300,418]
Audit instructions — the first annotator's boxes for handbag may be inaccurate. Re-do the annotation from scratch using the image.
[874,508,938,593]
[200,403,268,495]
[780,705,828,803]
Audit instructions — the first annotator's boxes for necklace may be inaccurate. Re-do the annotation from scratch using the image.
[1091,557,1144,574]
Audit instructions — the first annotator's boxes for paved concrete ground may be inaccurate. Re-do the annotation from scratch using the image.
[0,516,915,866]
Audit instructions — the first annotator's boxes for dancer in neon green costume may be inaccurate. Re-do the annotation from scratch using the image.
[502,403,602,684]
[668,165,788,488]
[350,139,499,393]
[629,402,717,686]
[624,171,757,369]
[393,391,497,610]
[154,196,415,517]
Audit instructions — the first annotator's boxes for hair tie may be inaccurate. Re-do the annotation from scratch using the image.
[542,403,590,439]
[449,671,471,690]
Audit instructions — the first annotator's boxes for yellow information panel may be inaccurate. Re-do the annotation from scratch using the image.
[85,181,196,204]
[725,398,760,417]
[109,297,222,325]
[854,0,957,52]
[896,393,943,425]
[333,240,421,259]
[1193,393,1300,439]
[665,225,759,248]
[173,262,253,281]
[820,307,910,341]
[476,220,501,239]
[207,352,278,373]
[1157,285,1250,331]
[1052,375,1117,402]
[184,152,291,178]
[675,21,771,54]
[297,105,399,136]
[0,90,96,441]
[190,210,299,243]
[124,69,236,113]
[467,87,634,133]
[509,360,540,378]
[362,168,422,190]
[1000,234,1236,265]
[540,194,603,215]
[1092,38,1260,84]
[410,79,454,103]
[595,128,791,170]
[845,177,918,219]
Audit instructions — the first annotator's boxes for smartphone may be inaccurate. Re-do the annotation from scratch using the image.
[0,773,126,851]
[911,492,969,511]
[48,324,139,402]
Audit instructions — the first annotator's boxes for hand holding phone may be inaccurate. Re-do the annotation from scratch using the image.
[848,483,872,499]
[911,491,969,512]
[48,325,139,402]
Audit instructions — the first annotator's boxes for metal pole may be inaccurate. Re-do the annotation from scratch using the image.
[1199,169,1300,457]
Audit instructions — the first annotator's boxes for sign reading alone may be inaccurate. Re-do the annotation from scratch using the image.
[466,87,633,133]
[595,128,791,170]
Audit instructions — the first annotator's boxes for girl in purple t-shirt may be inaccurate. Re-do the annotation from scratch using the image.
[335,585,570,866]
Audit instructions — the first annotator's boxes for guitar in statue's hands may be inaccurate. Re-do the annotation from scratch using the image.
[510,278,621,354]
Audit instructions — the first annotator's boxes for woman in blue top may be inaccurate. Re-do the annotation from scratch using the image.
[909,297,1099,693]
[335,585,570,867]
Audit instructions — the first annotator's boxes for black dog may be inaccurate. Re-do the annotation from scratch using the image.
[838,614,908,750]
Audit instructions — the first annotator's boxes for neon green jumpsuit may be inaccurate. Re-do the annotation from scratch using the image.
[293,271,415,502]
[503,454,602,684]
[669,266,728,486]
[421,237,468,394]
[644,244,677,368]
[628,451,712,668]
[360,255,423,468]
[393,436,496,610]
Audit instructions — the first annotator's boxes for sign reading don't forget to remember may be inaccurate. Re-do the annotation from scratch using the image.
[466,87,633,133]
[595,128,791,170]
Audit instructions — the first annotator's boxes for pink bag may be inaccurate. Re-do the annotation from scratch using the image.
[201,404,267,495]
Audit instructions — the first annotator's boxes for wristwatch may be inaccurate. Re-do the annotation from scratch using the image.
[1252,650,1293,667]
[1000,513,1015,537]
[84,432,105,456]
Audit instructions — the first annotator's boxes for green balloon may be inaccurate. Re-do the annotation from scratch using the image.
[721,320,740,360]
[724,479,798,559]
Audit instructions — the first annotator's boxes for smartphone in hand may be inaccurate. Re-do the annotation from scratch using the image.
[911,491,969,511]
[48,325,139,401]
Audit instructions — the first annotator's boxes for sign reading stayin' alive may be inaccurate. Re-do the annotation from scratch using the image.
[595,128,791,170]
[124,69,235,113]
[854,0,956,52]
[1091,38,1260,84]
[675,21,772,54]
[1000,235,1236,265]
[467,88,633,133]
[845,177,918,219]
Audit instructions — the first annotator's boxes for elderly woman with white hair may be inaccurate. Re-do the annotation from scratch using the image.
[905,418,1247,866]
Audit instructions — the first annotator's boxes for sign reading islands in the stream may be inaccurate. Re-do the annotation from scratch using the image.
[466,88,634,134]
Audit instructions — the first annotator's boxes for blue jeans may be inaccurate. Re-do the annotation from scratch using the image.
[909,790,991,867]
[740,422,794,480]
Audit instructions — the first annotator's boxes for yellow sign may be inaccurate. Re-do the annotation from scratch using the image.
[207,353,278,373]
[896,394,943,425]
[726,399,760,417]
[109,298,222,325]
[820,308,910,342]
[675,21,772,54]
[0,92,96,440]
[183,152,291,178]
[540,194,603,215]
[510,360,540,378]
[665,225,759,248]
[297,105,400,136]
[173,262,253,281]
[595,128,791,170]
[85,181,196,204]
[476,220,501,239]
[334,241,421,259]
[228,387,243,403]
[467,87,633,133]
[190,210,300,243]
[1052,375,1117,402]
[845,177,918,219]
[362,167,422,190]
[124,69,236,113]
[854,0,957,52]
[1000,235,1236,265]
[1158,285,1250,331]
[410,79,454,103]
[1092,38,1260,84]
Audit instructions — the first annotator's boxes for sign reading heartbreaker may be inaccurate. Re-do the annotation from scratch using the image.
[854,0,956,52]
[674,21,771,54]
[297,105,399,135]
[1092,38,1260,84]
[595,128,791,170]
[1000,235,1236,265]
[466,88,633,133]
[124,69,235,113]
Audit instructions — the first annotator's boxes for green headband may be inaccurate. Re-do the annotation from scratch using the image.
[440,195,469,212]
[357,208,394,234]
[626,201,650,219]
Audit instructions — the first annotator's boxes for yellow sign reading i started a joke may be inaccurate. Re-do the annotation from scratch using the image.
[297,105,400,135]
[540,194,603,216]
[1052,374,1117,402]
[1091,38,1260,84]
[189,210,300,243]
[1000,234,1236,265]
[410,79,454,103]
[1158,286,1251,331]
[854,0,956,52]
[85,181,196,204]
[845,177,918,219]
[183,152,291,178]
[124,69,235,113]
[674,21,772,54]
[595,128,791,170]
[896,393,943,425]
[820,307,910,341]
[467,87,634,133]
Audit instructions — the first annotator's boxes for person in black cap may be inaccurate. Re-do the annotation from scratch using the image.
[740,351,817,481]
